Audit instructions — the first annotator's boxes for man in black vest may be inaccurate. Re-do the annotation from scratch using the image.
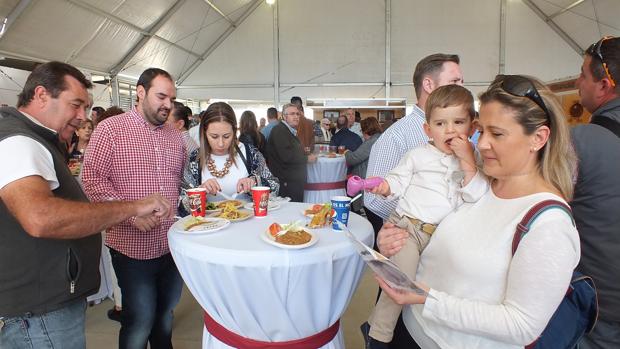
[0,62,172,349]
[572,36,620,349]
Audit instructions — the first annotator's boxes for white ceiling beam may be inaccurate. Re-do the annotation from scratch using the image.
[0,48,110,75]
[522,0,584,56]
[272,0,279,106]
[177,0,262,85]
[65,0,201,62]
[548,0,585,20]
[203,0,235,27]
[0,0,34,41]
[110,0,186,75]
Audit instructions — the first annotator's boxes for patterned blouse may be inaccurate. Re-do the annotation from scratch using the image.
[182,142,279,195]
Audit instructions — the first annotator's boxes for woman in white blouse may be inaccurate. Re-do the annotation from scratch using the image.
[375,75,579,349]
[183,102,279,203]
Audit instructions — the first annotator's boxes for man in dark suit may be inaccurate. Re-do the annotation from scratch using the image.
[330,115,362,152]
[266,103,317,202]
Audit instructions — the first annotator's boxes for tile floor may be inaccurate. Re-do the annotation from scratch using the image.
[85,269,376,348]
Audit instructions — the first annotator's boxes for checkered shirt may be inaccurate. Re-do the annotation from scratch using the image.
[364,105,429,220]
[82,108,186,259]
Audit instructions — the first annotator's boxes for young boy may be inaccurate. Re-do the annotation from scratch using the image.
[364,84,489,348]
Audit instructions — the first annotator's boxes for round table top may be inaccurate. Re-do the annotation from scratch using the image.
[168,202,374,267]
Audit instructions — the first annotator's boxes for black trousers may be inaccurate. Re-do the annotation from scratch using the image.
[280,180,305,203]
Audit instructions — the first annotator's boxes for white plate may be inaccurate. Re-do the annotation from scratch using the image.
[243,202,281,211]
[177,216,230,235]
[213,208,254,222]
[261,229,318,249]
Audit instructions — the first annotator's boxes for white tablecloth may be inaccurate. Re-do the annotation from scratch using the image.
[304,156,347,204]
[168,202,374,349]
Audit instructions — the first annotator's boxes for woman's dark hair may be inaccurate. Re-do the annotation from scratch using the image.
[239,110,263,149]
[171,101,190,129]
[97,106,124,125]
[199,102,238,167]
[360,117,382,136]
[17,61,93,108]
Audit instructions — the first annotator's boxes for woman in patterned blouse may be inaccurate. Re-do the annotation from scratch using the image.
[182,102,279,204]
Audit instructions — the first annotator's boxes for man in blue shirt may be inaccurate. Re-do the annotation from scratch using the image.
[260,107,279,141]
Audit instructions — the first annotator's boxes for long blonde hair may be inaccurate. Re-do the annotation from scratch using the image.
[479,75,577,199]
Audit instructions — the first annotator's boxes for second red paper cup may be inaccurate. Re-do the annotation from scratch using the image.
[251,186,270,217]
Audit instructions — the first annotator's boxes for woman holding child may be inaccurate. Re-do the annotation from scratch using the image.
[374,75,579,348]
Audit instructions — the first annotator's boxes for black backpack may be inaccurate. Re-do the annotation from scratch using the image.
[512,200,598,349]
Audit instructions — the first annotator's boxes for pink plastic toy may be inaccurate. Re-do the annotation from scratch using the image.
[346,176,384,196]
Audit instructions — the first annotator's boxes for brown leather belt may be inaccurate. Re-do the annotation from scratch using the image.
[407,216,437,235]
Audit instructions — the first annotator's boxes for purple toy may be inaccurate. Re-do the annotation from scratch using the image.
[346,176,384,196]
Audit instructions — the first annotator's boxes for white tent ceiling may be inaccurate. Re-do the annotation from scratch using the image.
[1,0,619,107]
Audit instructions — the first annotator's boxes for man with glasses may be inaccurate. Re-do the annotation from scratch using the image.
[572,36,620,348]
[265,103,317,202]
[319,117,332,143]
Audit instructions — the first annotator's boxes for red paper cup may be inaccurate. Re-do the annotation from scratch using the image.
[251,186,270,218]
[186,188,207,217]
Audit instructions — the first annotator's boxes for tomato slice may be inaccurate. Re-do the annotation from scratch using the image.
[268,223,282,237]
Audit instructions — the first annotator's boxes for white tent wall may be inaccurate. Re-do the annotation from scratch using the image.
[1,0,619,108]
[0,66,28,106]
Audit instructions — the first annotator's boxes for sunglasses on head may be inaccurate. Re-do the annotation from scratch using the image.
[587,36,617,87]
[497,74,552,122]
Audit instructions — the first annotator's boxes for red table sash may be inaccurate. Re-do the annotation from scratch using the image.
[304,181,346,191]
[204,311,340,349]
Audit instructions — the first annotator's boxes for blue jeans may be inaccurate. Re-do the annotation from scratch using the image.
[109,249,183,349]
[0,299,86,349]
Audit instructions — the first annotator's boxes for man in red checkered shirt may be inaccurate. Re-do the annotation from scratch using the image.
[82,68,186,349]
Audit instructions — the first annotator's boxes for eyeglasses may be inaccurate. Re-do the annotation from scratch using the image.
[498,74,552,122]
[587,36,617,87]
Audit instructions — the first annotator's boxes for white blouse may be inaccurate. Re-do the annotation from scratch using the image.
[403,189,580,349]
[201,144,249,200]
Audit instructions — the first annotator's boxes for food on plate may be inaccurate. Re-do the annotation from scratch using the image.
[268,223,283,236]
[217,203,250,220]
[307,203,333,228]
[205,202,218,210]
[183,217,220,231]
[303,204,324,216]
[267,222,312,245]
[276,230,312,245]
[216,200,243,209]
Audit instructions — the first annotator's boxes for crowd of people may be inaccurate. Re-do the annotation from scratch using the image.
[0,35,618,349]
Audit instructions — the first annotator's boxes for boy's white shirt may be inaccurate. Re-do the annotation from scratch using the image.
[384,143,488,224]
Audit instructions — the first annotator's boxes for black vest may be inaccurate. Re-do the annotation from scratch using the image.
[0,107,101,317]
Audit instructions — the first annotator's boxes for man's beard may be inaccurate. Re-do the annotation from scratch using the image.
[144,103,170,126]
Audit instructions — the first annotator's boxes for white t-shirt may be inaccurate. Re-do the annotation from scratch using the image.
[403,190,580,349]
[201,144,250,200]
[0,135,59,190]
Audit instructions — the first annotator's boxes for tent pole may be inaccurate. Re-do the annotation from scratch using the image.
[384,0,391,102]
[499,0,506,74]
[273,0,280,108]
